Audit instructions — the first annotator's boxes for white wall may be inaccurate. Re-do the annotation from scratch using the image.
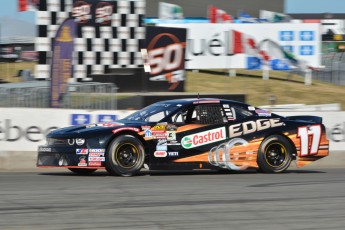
[0,108,134,151]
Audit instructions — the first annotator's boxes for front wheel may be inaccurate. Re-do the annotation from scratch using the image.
[105,135,145,176]
[257,135,293,173]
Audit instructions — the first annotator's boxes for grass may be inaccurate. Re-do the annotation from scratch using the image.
[0,62,36,82]
[185,70,345,109]
[1,62,345,110]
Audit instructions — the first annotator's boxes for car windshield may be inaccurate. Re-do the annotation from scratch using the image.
[120,102,181,122]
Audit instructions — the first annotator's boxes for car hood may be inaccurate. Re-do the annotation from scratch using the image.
[48,121,149,137]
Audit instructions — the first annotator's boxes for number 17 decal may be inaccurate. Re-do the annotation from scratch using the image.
[297,125,322,156]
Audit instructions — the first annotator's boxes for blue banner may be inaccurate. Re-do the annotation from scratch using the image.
[271,59,290,70]
[246,57,261,70]
[50,18,76,108]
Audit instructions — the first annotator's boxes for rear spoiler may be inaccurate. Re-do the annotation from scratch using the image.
[286,115,322,124]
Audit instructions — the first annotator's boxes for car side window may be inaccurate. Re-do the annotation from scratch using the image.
[232,106,254,121]
[184,104,227,124]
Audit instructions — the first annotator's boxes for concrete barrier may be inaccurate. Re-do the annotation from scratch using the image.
[0,151,343,172]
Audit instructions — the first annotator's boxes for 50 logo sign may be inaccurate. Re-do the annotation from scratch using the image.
[72,0,115,26]
[146,27,187,91]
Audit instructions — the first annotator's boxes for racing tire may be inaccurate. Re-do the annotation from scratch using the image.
[257,135,292,173]
[105,135,145,177]
[68,168,97,175]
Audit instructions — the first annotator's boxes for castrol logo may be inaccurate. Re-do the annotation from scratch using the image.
[181,127,226,149]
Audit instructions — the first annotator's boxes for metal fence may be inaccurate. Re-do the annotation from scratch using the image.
[313,52,345,85]
[0,81,118,109]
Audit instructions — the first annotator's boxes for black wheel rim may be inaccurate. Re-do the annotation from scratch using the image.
[115,143,139,168]
[264,143,287,168]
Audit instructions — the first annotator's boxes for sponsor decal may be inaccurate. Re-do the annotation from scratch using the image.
[39,147,51,152]
[248,106,255,111]
[166,124,178,131]
[78,156,87,166]
[112,127,140,134]
[223,104,230,108]
[229,118,284,138]
[154,151,167,157]
[76,148,88,155]
[75,138,85,145]
[167,131,176,141]
[89,152,105,157]
[157,139,167,145]
[88,157,105,162]
[154,133,166,139]
[167,141,180,145]
[141,126,151,130]
[97,123,122,127]
[156,145,168,151]
[168,152,179,157]
[255,109,271,117]
[181,127,226,149]
[193,100,220,104]
[89,148,105,153]
[152,130,166,139]
[145,129,153,138]
[153,125,166,130]
[88,161,102,167]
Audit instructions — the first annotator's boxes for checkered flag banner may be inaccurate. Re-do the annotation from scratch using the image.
[35,0,145,80]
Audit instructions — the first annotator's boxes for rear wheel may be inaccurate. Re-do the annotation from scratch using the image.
[257,135,292,173]
[105,135,145,176]
[68,168,97,175]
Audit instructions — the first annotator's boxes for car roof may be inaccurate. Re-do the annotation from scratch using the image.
[155,98,250,107]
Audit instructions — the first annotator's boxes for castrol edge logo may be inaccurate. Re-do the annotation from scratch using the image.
[229,118,284,137]
[182,127,226,149]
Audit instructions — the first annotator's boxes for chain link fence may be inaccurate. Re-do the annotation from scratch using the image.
[0,82,118,109]
[313,52,345,85]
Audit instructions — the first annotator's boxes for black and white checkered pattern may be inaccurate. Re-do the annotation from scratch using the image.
[35,0,145,80]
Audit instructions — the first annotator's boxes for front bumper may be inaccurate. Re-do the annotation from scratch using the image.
[37,146,105,169]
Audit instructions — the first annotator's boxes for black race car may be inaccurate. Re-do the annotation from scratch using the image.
[37,98,329,176]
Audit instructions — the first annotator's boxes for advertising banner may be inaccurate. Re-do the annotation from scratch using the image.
[0,108,133,151]
[72,0,115,26]
[50,18,76,108]
[0,109,345,151]
[146,26,187,92]
[160,23,321,70]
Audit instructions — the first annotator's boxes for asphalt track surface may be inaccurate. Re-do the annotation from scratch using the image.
[1,167,345,230]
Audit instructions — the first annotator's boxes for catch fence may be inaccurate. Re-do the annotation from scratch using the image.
[0,81,118,110]
[313,52,345,85]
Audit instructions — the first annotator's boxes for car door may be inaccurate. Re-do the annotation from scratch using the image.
[168,103,229,162]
